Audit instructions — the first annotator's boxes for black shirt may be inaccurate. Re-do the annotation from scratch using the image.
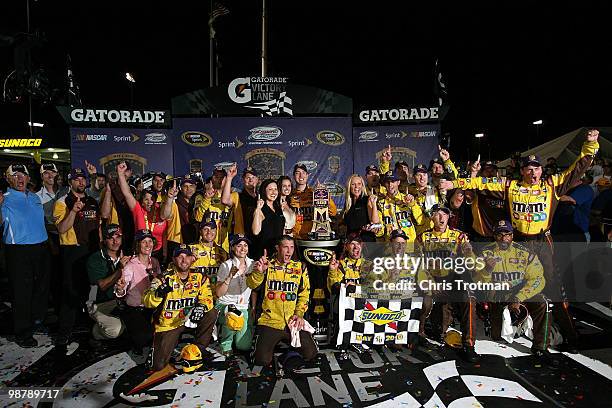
[239,190,258,238]
[343,195,376,242]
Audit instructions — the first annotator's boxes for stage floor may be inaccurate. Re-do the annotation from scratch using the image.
[1,303,611,407]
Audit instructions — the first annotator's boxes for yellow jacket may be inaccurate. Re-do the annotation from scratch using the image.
[327,257,367,292]
[375,192,425,242]
[194,190,242,251]
[474,242,545,302]
[417,227,470,278]
[451,140,598,235]
[189,241,228,284]
[246,258,310,330]
[143,269,214,333]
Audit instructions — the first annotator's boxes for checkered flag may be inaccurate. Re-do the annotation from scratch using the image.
[245,92,293,116]
[337,284,421,346]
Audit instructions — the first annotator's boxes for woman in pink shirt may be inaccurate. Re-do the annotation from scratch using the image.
[115,229,160,353]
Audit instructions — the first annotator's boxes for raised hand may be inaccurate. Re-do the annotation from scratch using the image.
[439,145,450,162]
[329,253,339,271]
[167,179,179,199]
[72,197,85,213]
[403,193,415,204]
[382,144,392,162]
[367,194,378,209]
[255,249,269,272]
[587,129,599,142]
[439,179,454,191]
[116,162,128,176]
[85,160,97,175]
[204,181,215,198]
[119,256,131,268]
[227,163,238,178]
[155,277,173,298]
[256,194,265,210]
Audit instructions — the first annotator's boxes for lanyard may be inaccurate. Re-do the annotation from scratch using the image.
[143,207,159,232]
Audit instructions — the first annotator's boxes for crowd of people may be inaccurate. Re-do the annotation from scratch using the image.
[0,128,610,372]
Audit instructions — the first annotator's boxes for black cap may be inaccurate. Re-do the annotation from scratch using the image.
[67,168,87,181]
[5,164,29,176]
[242,167,258,177]
[134,229,155,242]
[344,232,363,244]
[521,155,542,168]
[382,170,399,183]
[181,174,197,186]
[40,163,58,174]
[493,220,513,234]
[365,164,380,174]
[199,219,217,229]
[102,224,122,239]
[390,229,408,240]
[293,163,309,174]
[430,204,451,215]
[395,160,409,168]
[230,234,251,246]
[152,171,166,179]
[413,164,428,174]
[173,243,193,257]
[429,158,444,169]
[483,161,498,169]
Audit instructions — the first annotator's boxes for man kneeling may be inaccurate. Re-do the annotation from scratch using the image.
[247,235,317,367]
[143,244,218,371]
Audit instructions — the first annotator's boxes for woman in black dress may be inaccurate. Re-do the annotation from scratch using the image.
[252,179,285,258]
[342,174,379,242]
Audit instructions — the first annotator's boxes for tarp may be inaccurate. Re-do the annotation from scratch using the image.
[498,127,612,168]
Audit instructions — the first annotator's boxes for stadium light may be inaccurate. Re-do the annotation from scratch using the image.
[27,122,44,127]
[475,133,485,138]
[125,72,135,83]
[532,120,543,125]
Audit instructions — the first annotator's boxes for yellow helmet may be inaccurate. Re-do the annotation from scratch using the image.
[176,344,203,373]
[226,310,245,331]
[444,330,462,349]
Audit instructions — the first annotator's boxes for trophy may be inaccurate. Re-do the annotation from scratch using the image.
[308,184,335,240]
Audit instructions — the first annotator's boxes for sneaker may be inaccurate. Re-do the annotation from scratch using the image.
[532,348,560,366]
[16,336,38,348]
[460,346,480,363]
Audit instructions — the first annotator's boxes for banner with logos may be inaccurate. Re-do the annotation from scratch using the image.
[58,106,172,128]
[172,117,352,208]
[70,128,174,176]
[352,124,441,176]
[355,106,445,124]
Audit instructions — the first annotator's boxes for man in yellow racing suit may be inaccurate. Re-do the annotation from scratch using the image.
[473,220,554,363]
[143,244,218,371]
[247,236,317,366]
[189,220,228,286]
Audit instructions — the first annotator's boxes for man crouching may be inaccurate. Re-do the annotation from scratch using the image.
[143,244,218,371]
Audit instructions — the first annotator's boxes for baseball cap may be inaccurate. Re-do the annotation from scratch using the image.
[493,220,513,234]
[430,204,451,215]
[102,224,122,239]
[134,229,155,242]
[365,164,380,174]
[173,243,193,257]
[482,161,498,169]
[390,229,408,240]
[67,168,87,181]
[413,164,428,174]
[181,174,198,186]
[293,163,309,174]
[5,164,29,176]
[521,155,542,168]
[230,234,251,246]
[152,171,166,179]
[242,167,258,177]
[429,158,444,169]
[199,219,217,229]
[344,232,363,244]
[395,160,409,168]
[40,163,58,174]
[382,170,399,183]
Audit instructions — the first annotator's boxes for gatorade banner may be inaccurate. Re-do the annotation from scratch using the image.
[172,117,353,208]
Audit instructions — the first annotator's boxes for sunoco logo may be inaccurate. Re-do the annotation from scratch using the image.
[316,130,345,146]
[181,131,212,147]
[144,133,167,144]
[303,249,334,266]
[359,307,405,325]
[248,126,282,141]
[359,131,378,141]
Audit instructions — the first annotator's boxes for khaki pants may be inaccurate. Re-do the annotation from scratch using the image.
[90,300,125,340]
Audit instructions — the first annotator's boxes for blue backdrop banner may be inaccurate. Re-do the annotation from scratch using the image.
[352,124,441,175]
[172,117,353,208]
[69,128,174,176]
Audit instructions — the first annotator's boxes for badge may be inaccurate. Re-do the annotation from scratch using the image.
[164,312,173,319]
[199,250,208,257]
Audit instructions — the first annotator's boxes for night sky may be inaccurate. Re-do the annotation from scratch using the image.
[1,2,611,162]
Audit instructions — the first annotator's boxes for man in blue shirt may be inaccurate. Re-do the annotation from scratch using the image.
[0,164,50,348]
